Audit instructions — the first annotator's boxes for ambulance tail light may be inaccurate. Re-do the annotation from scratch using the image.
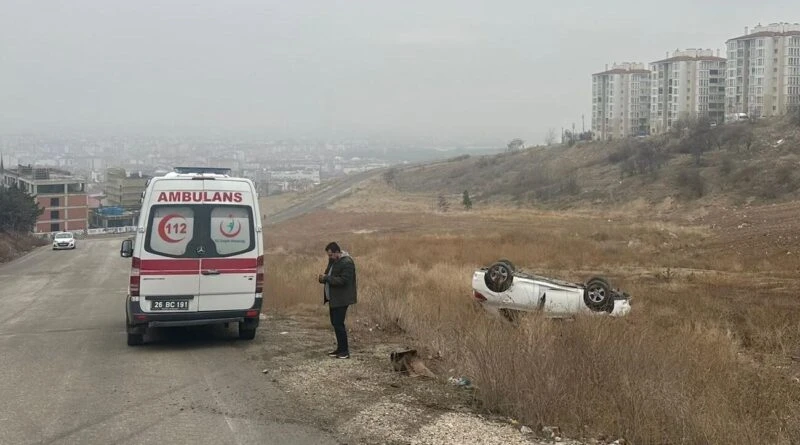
[255,255,264,294]
[130,257,141,297]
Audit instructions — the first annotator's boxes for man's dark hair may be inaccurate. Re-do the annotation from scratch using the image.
[325,242,341,253]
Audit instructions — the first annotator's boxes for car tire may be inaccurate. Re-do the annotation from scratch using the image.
[497,258,516,272]
[238,327,256,340]
[127,333,144,346]
[583,277,612,312]
[484,261,514,293]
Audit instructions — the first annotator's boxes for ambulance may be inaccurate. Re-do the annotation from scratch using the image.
[119,167,264,346]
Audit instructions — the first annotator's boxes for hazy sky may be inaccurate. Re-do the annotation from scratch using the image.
[0,1,796,145]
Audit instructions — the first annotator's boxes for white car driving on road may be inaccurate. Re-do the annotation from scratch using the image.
[472,260,631,320]
[52,232,76,250]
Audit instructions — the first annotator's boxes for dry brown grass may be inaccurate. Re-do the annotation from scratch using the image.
[259,191,303,217]
[264,206,800,444]
[0,232,47,263]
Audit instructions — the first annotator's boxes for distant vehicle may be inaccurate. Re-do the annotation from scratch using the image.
[734,113,749,121]
[472,260,631,320]
[52,232,76,250]
[120,167,264,346]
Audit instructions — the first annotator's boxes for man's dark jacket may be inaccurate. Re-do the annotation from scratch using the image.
[323,254,357,308]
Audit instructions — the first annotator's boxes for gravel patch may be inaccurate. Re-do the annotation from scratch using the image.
[411,412,551,445]
[339,401,428,444]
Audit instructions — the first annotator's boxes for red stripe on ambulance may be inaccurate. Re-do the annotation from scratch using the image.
[139,258,256,275]
[140,259,199,275]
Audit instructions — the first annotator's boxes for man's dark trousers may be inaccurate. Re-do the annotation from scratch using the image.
[329,306,349,354]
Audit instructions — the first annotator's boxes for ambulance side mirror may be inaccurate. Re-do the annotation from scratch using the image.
[120,239,134,258]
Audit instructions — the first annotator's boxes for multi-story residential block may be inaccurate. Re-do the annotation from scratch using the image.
[649,49,727,134]
[103,167,149,210]
[592,62,652,140]
[0,163,88,233]
[725,22,800,120]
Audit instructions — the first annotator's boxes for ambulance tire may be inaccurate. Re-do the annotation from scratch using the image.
[239,326,257,340]
[127,333,144,346]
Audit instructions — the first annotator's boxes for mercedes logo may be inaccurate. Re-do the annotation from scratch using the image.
[196,246,206,255]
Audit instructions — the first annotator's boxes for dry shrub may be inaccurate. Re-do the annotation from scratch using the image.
[264,253,327,311]
[676,169,706,199]
[460,314,798,444]
[0,232,47,263]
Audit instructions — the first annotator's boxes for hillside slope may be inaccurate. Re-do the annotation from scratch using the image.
[0,233,46,263]
[387,116,800,210]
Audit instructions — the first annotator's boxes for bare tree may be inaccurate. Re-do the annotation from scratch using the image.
[436,195,450,212]
[719,123,755,152]
[507,138,525,152]
[544,128,557,146]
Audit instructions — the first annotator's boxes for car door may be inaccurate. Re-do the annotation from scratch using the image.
[196,187,258,311]
[139,204,201,313]
[541,286,584,316]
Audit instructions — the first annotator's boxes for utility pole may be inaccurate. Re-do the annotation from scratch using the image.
[582,114,585,133]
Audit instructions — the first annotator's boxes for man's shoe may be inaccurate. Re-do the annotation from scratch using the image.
[336,352,350,359]
[327,350,340,357]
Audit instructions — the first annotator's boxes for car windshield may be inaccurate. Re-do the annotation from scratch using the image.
[55,233,73,239]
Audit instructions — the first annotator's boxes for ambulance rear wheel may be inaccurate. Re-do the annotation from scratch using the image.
[127,333,144,346]
[239,327,256,340]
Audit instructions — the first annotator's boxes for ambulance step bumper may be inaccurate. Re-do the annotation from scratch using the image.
[148,317,244,328]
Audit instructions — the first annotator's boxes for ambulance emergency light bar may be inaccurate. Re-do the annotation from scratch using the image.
[172,167,232,175]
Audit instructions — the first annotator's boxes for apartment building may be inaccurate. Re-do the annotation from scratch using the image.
[649,49,727,134]
[103,167,149,210]
[592,62,652,140]
[725,22,800,120]
[0,163,88,233]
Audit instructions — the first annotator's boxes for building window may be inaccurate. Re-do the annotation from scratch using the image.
[50,210,59,220]
[51,223,60,232]
[50,197,59,207]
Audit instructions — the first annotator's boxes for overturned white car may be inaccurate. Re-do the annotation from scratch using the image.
[472,260,631,319]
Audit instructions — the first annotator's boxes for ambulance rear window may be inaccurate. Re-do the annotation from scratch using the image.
[146,206,195,257]
[210,206,253,256]
[145,204,255,258]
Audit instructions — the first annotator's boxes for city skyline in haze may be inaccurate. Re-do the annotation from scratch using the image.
[1,0,797,145]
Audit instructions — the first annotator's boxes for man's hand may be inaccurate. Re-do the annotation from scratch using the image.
[318,274,326,283]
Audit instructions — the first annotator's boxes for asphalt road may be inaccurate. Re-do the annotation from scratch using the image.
[267,168,384,224]
[0,239,339,445]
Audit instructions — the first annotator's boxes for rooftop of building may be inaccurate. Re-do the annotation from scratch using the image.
[1,164,86,183]
[593,68,652,76]
[593,62,651,76]
[652,48,726,64]
[651,55,726,63]
[727,22,800,42]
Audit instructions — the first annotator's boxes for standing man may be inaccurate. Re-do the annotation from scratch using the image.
[318,242,357,359]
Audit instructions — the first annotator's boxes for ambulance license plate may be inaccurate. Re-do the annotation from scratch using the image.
[150,300,190,311]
